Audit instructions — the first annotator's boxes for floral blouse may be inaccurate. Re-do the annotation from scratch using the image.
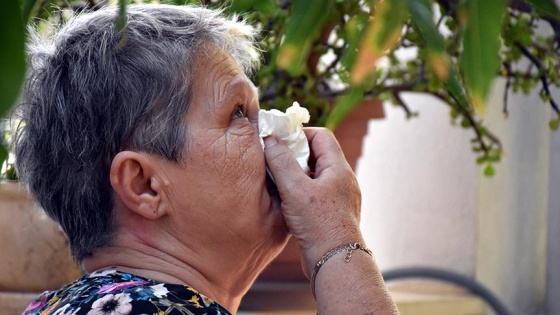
[22,269,231,315]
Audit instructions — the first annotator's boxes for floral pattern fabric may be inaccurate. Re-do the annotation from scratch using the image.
[23,269,231,315]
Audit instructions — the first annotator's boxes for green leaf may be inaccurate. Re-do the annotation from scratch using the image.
[408,0,444,50]
[229,0,276,14]
[487,151,501,162]
[325,85,364,130]
[550,119,559,130]
[483,164,496,177]
[340,12,369,71]
[446,67,470,110]
[0,0,26,118]
[277,0,333,76]
[407,0,449,79]
[229,0,257,12]
[117,0,128,32]
[527,0,560,21]
[350,0,407,84]
[476,156,487,164]
[254,0,276,15]
[21,0,39,23]
[460,0,506,112]
[0,145,7,173]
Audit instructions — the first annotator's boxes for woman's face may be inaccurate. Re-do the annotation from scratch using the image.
[157,47,288,262]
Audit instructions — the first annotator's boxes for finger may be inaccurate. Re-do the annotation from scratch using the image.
[263,136,308,196]
[303,127,348,175]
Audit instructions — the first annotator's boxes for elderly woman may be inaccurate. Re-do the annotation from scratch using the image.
[15,4,398,315]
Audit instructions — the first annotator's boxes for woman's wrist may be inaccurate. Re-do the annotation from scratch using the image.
[310,242,373,299]
[299,227,365,278]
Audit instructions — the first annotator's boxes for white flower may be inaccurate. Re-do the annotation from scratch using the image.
[87,293,132,315]
[89,269,117,277]
[53,304,81,315]
[150,284,169,298]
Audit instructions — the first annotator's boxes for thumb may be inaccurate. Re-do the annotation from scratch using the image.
[264,136,308,195]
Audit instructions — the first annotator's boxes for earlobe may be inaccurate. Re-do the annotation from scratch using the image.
[110,151,168,220]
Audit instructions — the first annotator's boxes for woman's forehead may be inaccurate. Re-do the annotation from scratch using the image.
[192,48,256,99]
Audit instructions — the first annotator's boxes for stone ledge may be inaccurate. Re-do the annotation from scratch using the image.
[0,292,38,315]
[238,281,484,315]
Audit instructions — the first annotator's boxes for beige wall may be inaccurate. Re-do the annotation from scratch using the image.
[546,116,560,315]
[475,80,550,314]
[357,79,554,314]
[358,92,477,276]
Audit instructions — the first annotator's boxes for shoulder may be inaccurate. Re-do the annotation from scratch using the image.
[22,270,230,315]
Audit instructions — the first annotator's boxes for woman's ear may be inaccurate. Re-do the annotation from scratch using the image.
[110,151,167,220]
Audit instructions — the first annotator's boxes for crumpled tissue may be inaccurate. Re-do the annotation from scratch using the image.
[259,101,310,174]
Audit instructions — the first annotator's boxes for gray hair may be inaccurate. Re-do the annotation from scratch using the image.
[12,4,260,261]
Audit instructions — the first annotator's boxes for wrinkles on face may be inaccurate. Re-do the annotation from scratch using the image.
[185,47,263,187]
[222,132,261,185]
[159,45,286,260]
[194,53,246,123]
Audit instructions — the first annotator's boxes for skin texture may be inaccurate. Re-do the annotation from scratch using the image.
[83,45,399,314]
[83,47,288,311]
[264,129,400,314]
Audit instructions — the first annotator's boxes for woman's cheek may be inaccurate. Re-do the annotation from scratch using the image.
[229,118,257,137]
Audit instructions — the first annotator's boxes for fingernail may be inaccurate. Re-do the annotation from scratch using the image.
[264,136,278,147]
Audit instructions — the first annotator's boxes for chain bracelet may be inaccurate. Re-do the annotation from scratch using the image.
[310,242,373,300]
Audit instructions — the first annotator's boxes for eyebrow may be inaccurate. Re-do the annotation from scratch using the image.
[219,75,257,106]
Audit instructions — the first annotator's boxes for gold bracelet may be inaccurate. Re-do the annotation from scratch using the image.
[310,242,373,300]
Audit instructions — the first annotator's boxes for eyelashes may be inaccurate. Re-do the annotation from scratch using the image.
[232,104,246,119]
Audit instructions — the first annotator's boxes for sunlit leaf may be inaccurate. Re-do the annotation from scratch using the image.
[0,0,26,117]
[277,0,333,76]
[325,86,364,130]
[340,12,369,74]
[407,0,449,79]
[460,0,506,113]
[350,0,407,84]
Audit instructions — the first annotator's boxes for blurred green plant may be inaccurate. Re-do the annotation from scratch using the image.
[0,0,26,179]
[214,0,560,174]
[217,0,560,174]
[1,0,559,179]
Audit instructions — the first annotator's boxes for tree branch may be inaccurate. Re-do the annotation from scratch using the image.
[509,0,560,48]
[515,42,560,115]
[503,63,512,118]
[392,91,414,118]
[432,91,503,156]
[504,75,511,118]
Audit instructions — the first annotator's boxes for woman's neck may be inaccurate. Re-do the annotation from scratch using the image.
[81,224,264,314]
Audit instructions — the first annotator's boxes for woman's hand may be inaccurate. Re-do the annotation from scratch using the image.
[264,127,400,315]
[264,127,363,276]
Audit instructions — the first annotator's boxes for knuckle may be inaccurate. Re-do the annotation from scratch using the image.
[267,147,292,166]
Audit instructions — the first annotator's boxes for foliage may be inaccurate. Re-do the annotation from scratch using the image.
[1,0,559,178]
[222,0,560,172]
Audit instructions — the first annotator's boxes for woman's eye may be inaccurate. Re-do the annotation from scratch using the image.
[233,105,245,119]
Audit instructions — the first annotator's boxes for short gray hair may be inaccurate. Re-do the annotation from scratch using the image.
[13,4,260,261]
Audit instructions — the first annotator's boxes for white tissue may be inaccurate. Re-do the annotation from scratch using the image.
[259,101,310,174]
